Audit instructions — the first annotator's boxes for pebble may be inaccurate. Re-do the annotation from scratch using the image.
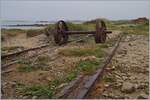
[137,93,148,99]
[104,84,109,88]
[99,35,148,99]
[57,83,68,89]
[114,95,126,99]
[32,96,38,99]
[23,96,29,99]
[9,81,16,87]
[121,82,135,93]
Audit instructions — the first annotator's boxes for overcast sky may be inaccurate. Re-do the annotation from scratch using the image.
[1,0,150,21]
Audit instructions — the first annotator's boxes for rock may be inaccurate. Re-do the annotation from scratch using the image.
[102,91,109,97]
[111,66,116,70]
[121,82,135,93]
[57,83,68,89]
[9,81,16,87]
[138,85,147,89]
[104,84,109,88]
[32,96,38,99]
[23,96,29,99]
[46,76,53,81]
[102,92,115,98]
[106,66,115,71]
[114,95,125,99]
[128,43,132,46]
[137,93,148,99]
[122,76,128,81]
[115,82,122,88]
[129,76,136,80]
[82,56,97,61]
[76,39,85,43]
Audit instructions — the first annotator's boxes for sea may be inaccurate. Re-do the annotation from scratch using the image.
[1,20,83,29]
[0,20,54,29]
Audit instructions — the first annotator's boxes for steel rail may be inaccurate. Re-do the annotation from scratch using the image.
[2,34,93,70]
[55,33,124,99]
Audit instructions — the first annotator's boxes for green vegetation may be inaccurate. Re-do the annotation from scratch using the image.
[34,55,50,70]
[59,45,106,58]
[17,60,36,72]
[1,29,26,37]
[3,17,149,99]
[76,60,100,74]
[17,65,37,72]
[36,55,50,64]
[83,18,149,36]
[66,22,94,31]
[17,59,101,98]
[106,19,149,36]
[26,29,44,37]
[17,55,50,72]
[103,75,116,82]
[1,18,149,40]
[17,84,53,99]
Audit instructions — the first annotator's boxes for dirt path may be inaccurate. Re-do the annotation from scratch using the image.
[87,34,149,99]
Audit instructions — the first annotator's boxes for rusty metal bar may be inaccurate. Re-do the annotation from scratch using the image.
[55,33,123,99]
[63,30,112,35]
[64,31,95,34]
[76,33,123,99]
[1,44,49,59]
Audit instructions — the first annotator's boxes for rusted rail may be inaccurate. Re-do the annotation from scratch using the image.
[55,33,123,99]
[2,34,93,69]
[1,44,49,59]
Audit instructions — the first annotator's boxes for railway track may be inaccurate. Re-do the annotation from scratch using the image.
[1,44,49,59]
[1,44,50,68]
[1,34,93,70]
[54,33,124,99]
[2,30,123,99]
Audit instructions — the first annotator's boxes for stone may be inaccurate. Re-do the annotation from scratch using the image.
[128,43,132,46]
[23,96,29,99]
[111,66,116,70]
[102,92,109,97]
[82,56,97,61]
[57,83,68,89]
[46,76,53,81]
[121,82,135,93]
[114,95,125,99]
[32,96,38,99]
[115,82,122,88]
[104,84,109,88]
[122,76,128,81]
[137,93,148,99]
[9,81,16,87]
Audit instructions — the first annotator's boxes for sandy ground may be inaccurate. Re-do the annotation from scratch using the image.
[2,34,48,48]
[2,31,148,99]
[87,34,149,99]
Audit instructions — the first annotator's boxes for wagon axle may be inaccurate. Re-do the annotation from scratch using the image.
[54,20,112,45]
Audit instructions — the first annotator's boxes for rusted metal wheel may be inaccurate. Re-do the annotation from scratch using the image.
[95,20,107,43]
[54,20,69,45]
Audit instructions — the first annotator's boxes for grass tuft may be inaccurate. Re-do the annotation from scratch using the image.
[1,29,26,37]
[26,29,44,37]
[20,84,53,99]
[59,46,105,58]
[103,76,116,82]
[17,65,37,72]
[75,60,100,74]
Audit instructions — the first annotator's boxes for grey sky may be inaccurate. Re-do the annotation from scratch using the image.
[1,1,150,21]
